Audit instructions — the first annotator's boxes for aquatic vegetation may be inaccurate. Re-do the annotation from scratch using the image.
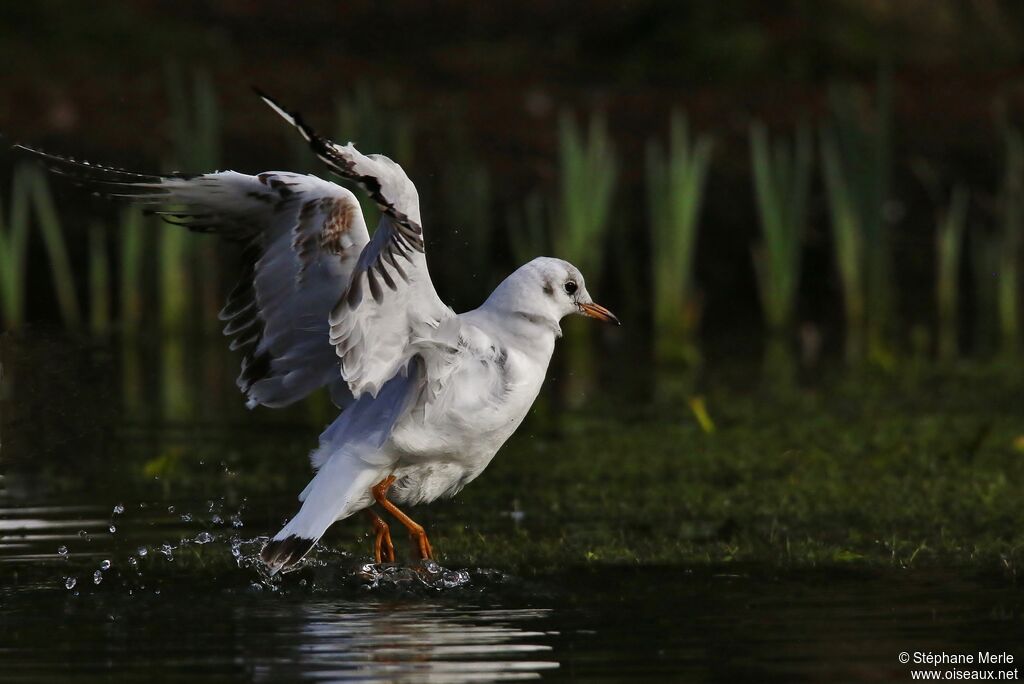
[26,166,81,327]
[996,125,1023,357]
[820,69,893,364]
[749,120,811,334]
[0,166,31,330]
[686,395,715,434]
[118,208,145,334]
[550,111,619,399]
[554,110,617,288]
[646,111,713,364]
[162,66,223,333]
[934,184,969,361]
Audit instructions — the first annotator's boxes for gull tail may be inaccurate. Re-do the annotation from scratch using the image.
[260,359,418,574]
[260,451,385,575]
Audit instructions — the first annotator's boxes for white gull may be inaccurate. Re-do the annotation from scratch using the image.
[16,91,619,573]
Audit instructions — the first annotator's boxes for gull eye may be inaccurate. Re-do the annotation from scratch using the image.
[563,280,578,296]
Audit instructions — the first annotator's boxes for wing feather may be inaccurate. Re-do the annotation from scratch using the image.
[257,92,456,399]
[15,145,370,409]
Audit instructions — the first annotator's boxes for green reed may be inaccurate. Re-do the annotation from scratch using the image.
[749,120,811,334]
[646,112,713,364]
[820,68,893,364]
[997,126,1023,357]
[934,184,969,361]
[555,111,617,287]
[26,166,81,327]
[162,66,222,333]
[118,207,145,334]
[0,166,31,330]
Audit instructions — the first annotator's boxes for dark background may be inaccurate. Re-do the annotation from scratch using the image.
[2,0,1024,356]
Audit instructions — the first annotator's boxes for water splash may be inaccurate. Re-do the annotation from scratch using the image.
[355,560,472,591]
[44,500,502,597]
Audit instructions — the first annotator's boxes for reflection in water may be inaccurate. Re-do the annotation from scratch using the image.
[0,499,559,682]
[252,603,557,683]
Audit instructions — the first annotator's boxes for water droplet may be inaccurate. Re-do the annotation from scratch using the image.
[167,505,176,514]
[180,513,192,522]
[137,546,148,557]
[211,514,223,525]
[78,530,87,538]
[108,525,117,534]
[112,503,125,515]
[93,570,103,585]
[64,577,77,590]
[128,556,138,568]
[57,545,68,557]
[194,531,214,544]
[231,515,243,528]
[100,559,111,571]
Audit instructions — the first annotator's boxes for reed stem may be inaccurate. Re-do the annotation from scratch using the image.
[749,120,811,334]
[646,112,713,364]
[27,167,81,327]
[820,67,893,364]
[0,166,32,330]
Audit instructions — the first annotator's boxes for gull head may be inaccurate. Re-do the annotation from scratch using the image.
[487,257,619,328]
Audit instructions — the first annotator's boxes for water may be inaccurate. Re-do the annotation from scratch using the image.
[1,333,1023,682]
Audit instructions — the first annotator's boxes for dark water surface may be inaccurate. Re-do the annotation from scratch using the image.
[2,334,1023,682]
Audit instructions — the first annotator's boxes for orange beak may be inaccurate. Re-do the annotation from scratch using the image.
[579,302,620,325]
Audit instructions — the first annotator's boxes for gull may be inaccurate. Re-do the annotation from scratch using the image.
[16,90,619,574]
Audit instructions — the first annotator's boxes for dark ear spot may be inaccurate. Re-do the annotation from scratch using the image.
[542,280,555,297]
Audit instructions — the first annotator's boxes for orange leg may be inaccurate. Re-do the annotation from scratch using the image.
[364,508,396,564]
[371,475,434,560]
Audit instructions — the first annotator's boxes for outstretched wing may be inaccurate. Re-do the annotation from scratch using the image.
[15,146,370,409]
[258,92,457,399]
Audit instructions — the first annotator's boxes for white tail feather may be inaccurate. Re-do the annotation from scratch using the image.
[262,446,386,574]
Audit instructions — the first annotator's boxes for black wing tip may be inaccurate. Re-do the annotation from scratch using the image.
[251,85,278,109]
[253,86,300,126]
[260,534,316,574]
